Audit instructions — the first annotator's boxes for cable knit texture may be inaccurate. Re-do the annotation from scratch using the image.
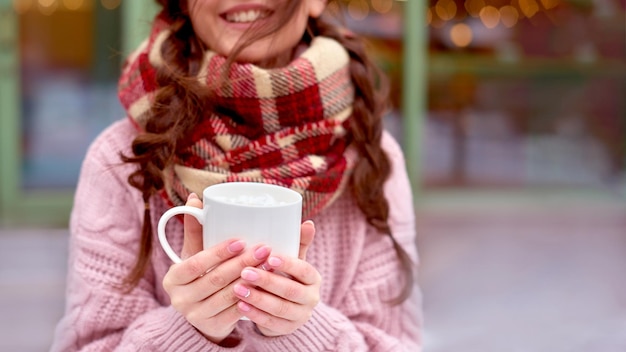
[51,118,422,351]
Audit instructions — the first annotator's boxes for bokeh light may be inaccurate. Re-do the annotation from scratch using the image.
[371,0,393,14]
[450,23,473,47]
[465,0,486,18]
[62,0,84,11]
[38,0,58,16]
[519,0,540,18]
[347,0,369,21]
[435,0,457,21]
[100,0,121,10]
[500,5,519,28]
[479,5,501,28]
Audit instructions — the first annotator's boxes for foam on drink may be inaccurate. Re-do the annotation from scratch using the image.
[213,193,287,206]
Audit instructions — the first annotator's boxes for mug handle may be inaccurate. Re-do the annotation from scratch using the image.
[157,206,204,263]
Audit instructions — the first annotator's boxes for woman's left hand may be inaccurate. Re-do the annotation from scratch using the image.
[233,220,321,337]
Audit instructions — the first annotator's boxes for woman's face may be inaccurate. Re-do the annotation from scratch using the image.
[187,0,326,67]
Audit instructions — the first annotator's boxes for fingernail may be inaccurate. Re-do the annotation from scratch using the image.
[238,301,251,312]
[228,240,246,253]
[241,269,259,282]
[254,246,271,260]
[268,256,282,267]
[234,283,250,298]
[187,193,199,200]
[303,220,315,227]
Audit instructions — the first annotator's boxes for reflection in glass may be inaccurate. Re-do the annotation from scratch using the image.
[18,1,123,189]
[424,0,625,190]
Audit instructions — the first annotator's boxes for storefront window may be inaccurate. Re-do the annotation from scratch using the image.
[424,0,625,191]
[342,0,624,193]
[16,0,123,189]
[12,0,626,194]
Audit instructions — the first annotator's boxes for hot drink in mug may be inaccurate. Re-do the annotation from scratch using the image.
[157,182,303,263]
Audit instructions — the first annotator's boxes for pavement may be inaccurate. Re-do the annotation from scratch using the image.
[417,197,626,352]
[1,198,625,351]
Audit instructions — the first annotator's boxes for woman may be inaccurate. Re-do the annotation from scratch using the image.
[51,0,422,350]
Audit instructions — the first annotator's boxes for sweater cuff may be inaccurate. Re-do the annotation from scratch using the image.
[240,302,365,351]
[125,306,246,351]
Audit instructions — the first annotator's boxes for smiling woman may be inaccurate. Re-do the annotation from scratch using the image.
[185,0,325,66]
[49,0,422,350]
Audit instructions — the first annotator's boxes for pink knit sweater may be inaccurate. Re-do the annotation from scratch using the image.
[51,119,422,351]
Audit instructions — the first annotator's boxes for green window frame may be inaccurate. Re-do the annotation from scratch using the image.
[0,1,160,226]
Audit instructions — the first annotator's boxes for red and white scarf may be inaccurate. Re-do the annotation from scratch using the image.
[118,15,357,218]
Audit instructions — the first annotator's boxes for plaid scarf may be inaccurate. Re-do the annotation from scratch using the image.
[118,17,357,218]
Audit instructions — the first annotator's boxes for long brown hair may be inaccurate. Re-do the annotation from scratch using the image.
[121,0,415,303]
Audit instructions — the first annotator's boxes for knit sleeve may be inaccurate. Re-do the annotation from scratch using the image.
[50,121,244,352]
[238,131,423,351]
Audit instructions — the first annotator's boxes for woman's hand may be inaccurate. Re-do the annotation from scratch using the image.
[234,220,322,337]
[162,193,271,344]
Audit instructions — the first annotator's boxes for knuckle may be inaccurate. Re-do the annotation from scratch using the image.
[238,257,251,269]
[185,258,205,277]
[207,272,227,287]
[169,295,186,310]
[301,265,318,282]
[283,285,302,302]
[214,246,232,261]
[240,253,259,268]
[312,270,322,285]
[219,286,237,305]
[276,300,292,317]
[309,292,320,307]
[260,314,277,329]
[162,276,173,292]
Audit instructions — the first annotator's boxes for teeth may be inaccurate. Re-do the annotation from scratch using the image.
[226,10,269,23]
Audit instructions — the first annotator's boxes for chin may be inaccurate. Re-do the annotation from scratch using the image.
[233,36,300,67]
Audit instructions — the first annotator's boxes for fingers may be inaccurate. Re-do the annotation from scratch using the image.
[266,254,321,286]
[235,278,305,323]
[234,256,321,314]
[298,220,315,260]
[186,245,272,302]
[183,280,243,319]
[165,239,247,286]
[233,258,322,335]
[239,269,312,305]
[181,193,204,260]
[238,263,319,303]
[236,299,298,335]
[236,300,295,336]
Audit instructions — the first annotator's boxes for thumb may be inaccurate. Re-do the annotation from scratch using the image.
[181,193,203,260]
[298,220,315,261]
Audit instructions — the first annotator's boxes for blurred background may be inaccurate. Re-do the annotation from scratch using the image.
[0,0,625,351]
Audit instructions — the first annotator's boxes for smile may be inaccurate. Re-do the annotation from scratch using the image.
[224,9,271,23]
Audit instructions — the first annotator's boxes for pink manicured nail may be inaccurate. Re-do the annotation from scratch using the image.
[241,269,259,282]
[238,301,251,312]
[234,284,251,298]
[228,240,245,253]
[187,193,199,200]
[254,246,271,260]
[268,256,282,267]
[303,220,314,227]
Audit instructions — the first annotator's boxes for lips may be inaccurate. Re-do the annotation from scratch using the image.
[224,9,272,23]
[221,4,274,25]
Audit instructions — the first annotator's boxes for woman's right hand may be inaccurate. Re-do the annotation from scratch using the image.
[162,193,272,344]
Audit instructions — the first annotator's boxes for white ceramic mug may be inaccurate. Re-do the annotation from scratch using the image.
[157,182,303,263]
